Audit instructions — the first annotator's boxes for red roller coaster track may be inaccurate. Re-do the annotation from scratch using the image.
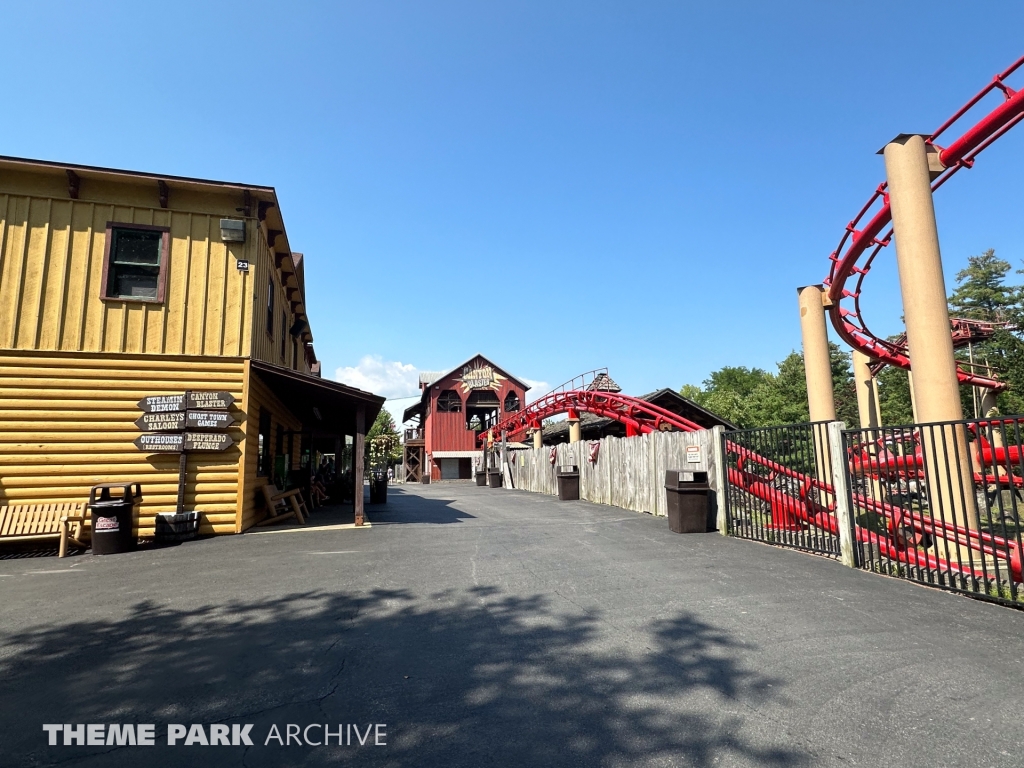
[479,369,703,444]
[824,55,1024,391]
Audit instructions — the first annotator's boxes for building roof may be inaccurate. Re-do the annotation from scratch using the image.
[404,354,531,425]
[251,361,384,436]
[418,354,532,392]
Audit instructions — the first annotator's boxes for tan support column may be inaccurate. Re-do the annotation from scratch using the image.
[797,285,836,422]
[852,350,880,429]
[884,134,977,531]
[533,428,543,450]
[980,389,998,417]
[852,350,884,502]
[906,369,920,423]
[798,284,836,506]
[567,409,581,444]
[354,406,365,526]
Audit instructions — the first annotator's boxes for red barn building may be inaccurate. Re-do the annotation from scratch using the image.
[402,355,529,482]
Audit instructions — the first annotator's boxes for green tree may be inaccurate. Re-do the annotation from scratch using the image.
[367,409,401,467]
[682,346,855,428]
[876,363,914,425]
[948,249,1013,321]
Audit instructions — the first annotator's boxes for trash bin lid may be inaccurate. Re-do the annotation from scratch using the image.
[89,482,143,504]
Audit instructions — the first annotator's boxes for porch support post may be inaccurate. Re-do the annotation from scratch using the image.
[354,407,366,526]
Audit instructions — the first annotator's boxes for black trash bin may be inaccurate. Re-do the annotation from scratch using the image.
[475,471,487,487]
[369,477,388,504]
[556,465,580,501]
[665,470,710,533]
[487,469,503,488]
[89,482,142,555]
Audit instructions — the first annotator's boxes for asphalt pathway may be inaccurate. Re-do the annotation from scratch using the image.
[1,483,1023,767]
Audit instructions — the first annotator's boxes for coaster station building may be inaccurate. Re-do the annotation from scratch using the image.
[402,355,529,482]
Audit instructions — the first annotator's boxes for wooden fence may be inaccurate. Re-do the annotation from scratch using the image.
[506,430,719,519]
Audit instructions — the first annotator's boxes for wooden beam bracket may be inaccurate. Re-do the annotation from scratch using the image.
[158,180,169,209]
[257,200,275,221]
[66,170,80,200]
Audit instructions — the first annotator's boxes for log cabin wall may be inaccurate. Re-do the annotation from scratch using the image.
[0,349,246,535]
[236,363,303,532]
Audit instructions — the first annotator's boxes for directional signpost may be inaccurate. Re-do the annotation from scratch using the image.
[134,391,238,513]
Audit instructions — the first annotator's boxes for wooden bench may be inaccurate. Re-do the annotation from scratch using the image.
[258,484,308,526]
[0,502,89,557]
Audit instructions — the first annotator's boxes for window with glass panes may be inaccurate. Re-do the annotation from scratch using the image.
[102,225,168,301]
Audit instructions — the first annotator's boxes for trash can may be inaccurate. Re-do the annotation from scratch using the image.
[369,477,388,504]
[475,471,487,486]
[89,482,142,555]
[487,469,503,488]
[665,470,710,533]
[155,511,200,543]
[556,465,580,501]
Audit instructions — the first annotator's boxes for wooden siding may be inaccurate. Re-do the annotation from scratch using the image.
[248,226,305,372]
[423,356,528,478]
[237,362,303,532]
[0,350,246,535]
[509,430,717,518]
[0,192,253,358]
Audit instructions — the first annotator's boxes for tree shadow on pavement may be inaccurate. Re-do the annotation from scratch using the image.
[0,586,808,768]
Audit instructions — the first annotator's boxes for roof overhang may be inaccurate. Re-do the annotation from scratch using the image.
[251,361,384,434]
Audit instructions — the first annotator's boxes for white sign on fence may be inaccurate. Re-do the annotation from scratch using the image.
[686,445,702,464]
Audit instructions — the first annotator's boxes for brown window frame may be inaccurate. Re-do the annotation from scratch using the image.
[281,310,287,362]
[100,222,170,304]
[266,279,275,337]
[437,390,462,413]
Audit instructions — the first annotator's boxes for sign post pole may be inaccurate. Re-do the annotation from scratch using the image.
[177,391,190,514]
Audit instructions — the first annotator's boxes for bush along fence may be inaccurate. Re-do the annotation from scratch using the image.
[507,428,721,521]
[721,417,1024,608]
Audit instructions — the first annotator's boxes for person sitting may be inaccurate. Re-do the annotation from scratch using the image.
[309,466,330,506]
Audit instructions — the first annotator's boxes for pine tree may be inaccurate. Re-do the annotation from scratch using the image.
[948,249,1013,321]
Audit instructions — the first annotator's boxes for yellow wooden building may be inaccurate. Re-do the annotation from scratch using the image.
[0,155,383,535]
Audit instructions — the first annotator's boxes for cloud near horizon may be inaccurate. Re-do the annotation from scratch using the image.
[334,355,420,400]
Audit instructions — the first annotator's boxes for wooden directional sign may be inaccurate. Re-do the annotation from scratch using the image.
[186,410,234,430]
[134,433,184,452]
[137,394,186,413]
[135,411,186,432]
[184,432,235,451]
[187,391,235,410]
[137,391,235,413]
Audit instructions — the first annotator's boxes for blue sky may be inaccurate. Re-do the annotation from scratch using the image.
[3,2,1024,425]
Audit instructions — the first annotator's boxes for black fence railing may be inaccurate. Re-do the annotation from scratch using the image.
[722,422,840,558]
[845,417,1024,607]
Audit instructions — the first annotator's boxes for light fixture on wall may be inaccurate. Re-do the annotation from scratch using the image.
[220,218,246,243]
